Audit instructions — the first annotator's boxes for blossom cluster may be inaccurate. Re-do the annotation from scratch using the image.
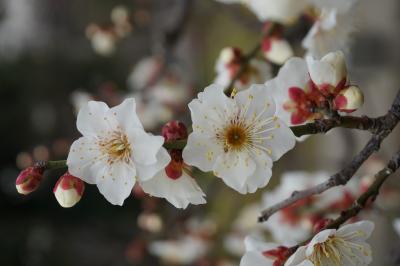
[15,0,393,264]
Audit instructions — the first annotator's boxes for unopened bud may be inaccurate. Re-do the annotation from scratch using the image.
[334,85,364,112]
[219,47,242,66]
[262,37,293,65]
[308,51,347,91]
[162,121,188,141]
[16,166,45,195]
[53,172,85,208]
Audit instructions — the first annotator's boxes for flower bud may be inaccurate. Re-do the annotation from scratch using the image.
[308,51,347,93]
[162,121,188,141]
[334,85,364,112]
[16,166,45,195]
[53,172,85,208]
[219,47,242,66]
[262,37,293,65]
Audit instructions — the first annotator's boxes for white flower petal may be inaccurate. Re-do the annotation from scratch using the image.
[337,220,375,241]
[240,251,273,266]
[213,151,256,192]
[263,117,296,161]
[235,84,276,120]
[135,147,171,181]
[265,57,309,125]
[109,98,143,131]
[76,101,116,136]
[189,84,235,135]
[285,246,308,266]
[182,132,223,172]
[238,152,272,194]
[96,162,136,205]
[67,136,104,184]
[129,129,164,166]
[307,51,347,87]
[140,170,206,209]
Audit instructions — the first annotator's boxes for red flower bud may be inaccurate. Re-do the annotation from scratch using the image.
[334,85,364,112]
[162,120,188,141]
[53,172,85,208]
[16,166,45,195]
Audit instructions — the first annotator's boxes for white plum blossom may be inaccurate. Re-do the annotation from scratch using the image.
[286,221,374,266]
[266,51,363,127]
[183,84,296,194]
[67,98,170,205]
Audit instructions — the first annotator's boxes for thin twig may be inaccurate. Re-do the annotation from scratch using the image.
[258,90,400,222]
[284,150,400,259]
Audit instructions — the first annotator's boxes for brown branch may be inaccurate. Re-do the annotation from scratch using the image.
[284,150,400,259]
[258,90,400,222]
[325,151,400,229]
[290,115,381,137]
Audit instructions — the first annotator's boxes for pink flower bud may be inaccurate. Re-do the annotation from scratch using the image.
[262,37,293,65]
[162,120,188,141]
[219,47,242,66]
[16,166,45,195]
[334,85,364,112]
[53,172,85,208]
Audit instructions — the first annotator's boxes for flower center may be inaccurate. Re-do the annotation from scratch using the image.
[309,236,342,265]
[223,124,248,151]
[100,131,131,164]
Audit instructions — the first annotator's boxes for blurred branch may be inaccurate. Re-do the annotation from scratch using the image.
[290,115,382,137]
[142,0,193,90]
[285,150,400,259]
[258,90,400,222]
[325,151,400,229]
[35,160,67,170]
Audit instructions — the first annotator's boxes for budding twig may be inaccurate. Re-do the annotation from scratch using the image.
[258,90,400,222]
[35,160,67,170]
[283,150,400,260]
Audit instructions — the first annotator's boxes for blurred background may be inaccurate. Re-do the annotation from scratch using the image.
[1,0,400,265]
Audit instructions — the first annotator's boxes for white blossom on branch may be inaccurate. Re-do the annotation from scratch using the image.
[182,84,295,193]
